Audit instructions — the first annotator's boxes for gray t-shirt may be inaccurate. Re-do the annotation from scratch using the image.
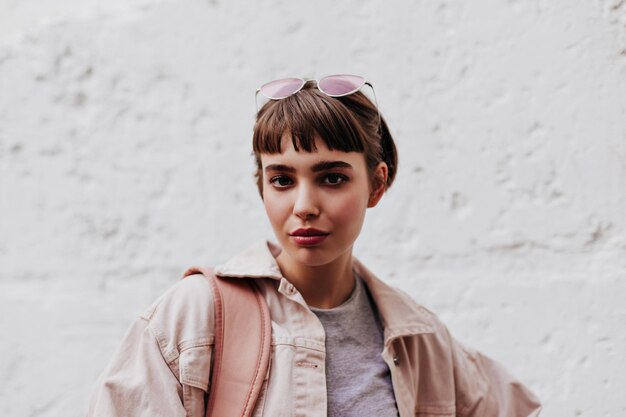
[310,276,399,417]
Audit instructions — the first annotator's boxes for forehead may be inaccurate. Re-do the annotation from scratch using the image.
[260,134,366,170]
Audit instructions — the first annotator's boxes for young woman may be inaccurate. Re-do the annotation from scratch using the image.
[87,75,541,417]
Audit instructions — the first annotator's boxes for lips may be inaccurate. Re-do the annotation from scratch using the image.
[289,228,329,237]
[289,228,329,246]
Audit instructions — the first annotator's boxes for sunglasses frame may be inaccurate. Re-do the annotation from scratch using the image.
[255,74,381,130]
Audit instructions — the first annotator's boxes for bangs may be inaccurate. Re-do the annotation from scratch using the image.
[253,85,366,155]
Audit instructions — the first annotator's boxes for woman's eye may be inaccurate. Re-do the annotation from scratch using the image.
[323,173,348,185]
[269,176,293,188]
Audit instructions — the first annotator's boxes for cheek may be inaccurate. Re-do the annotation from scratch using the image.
[263,192,291,225]
[328,191,368,226]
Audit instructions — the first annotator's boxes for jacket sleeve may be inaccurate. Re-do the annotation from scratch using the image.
[450,336,542,417]
[86,317,187,417]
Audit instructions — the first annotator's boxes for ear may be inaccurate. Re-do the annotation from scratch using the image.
[368,162,388,208]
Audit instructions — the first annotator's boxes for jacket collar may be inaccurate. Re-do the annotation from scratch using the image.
[352,258,436,339]
[213,241,435,338]
[213,241,285,280]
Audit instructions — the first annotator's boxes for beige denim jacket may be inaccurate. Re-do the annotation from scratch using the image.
[87,241,541,417]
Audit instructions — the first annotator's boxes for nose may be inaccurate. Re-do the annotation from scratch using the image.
[293,183,320,220]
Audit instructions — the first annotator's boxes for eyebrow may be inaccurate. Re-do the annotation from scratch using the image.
[311,160,353,172]
[264,160,354,174]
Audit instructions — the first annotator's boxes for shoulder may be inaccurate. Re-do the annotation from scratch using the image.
[141,273,214,320]
[140,273,216,360]
[355,260,542,414]
[354,258,449,338]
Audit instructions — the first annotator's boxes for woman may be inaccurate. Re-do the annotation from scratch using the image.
[87,75,541,416]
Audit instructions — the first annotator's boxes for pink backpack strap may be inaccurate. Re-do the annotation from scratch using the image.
[183,267,272,417]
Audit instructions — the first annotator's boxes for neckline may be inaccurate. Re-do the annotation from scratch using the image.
[309,275,361,313]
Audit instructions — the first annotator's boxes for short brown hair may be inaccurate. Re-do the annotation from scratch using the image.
[252,81,398,196]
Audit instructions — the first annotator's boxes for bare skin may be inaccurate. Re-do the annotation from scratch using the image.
[261,134,387,309]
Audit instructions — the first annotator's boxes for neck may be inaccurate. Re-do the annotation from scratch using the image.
[275,248,356,309]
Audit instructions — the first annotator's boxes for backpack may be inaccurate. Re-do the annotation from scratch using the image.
[183,267,272,417]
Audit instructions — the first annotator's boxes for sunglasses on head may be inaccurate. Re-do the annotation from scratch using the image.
[255,74,380,126]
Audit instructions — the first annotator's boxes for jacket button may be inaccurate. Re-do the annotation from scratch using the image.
[393,356,399,366]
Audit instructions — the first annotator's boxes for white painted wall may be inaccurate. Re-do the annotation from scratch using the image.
[1,1,625,415]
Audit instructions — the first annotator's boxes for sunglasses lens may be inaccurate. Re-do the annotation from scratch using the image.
[318,74,366,97]
[260,77,305,99]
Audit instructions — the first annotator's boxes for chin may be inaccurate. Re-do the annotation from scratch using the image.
[281,238,353,268]
[285,245,332,266]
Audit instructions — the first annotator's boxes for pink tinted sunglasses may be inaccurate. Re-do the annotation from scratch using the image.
[255,74,380,116]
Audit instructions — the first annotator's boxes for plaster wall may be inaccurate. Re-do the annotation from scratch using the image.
[1,1,625,416]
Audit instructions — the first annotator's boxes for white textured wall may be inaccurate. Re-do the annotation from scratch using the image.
[1,0,625,415]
